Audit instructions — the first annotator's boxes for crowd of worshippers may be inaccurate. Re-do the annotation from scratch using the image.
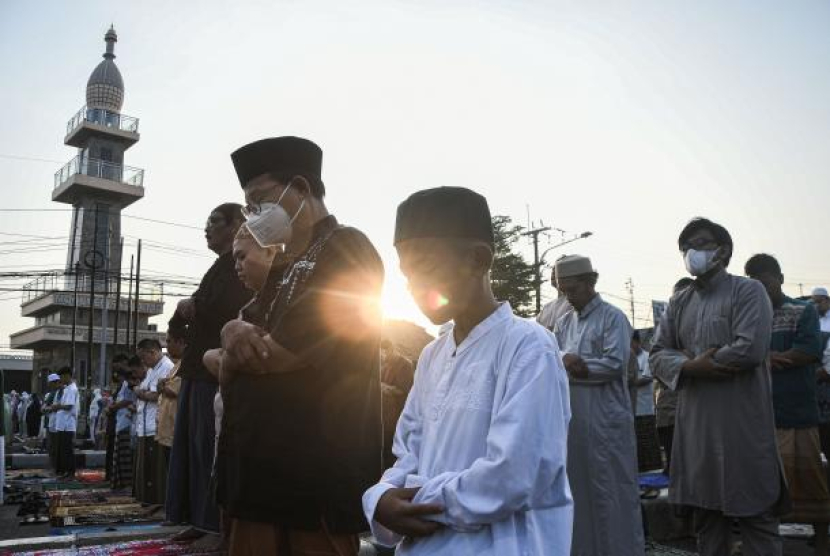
[18,135,830,556]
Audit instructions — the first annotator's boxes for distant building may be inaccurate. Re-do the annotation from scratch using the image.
[0,352,34,394]
[9,28,164,391]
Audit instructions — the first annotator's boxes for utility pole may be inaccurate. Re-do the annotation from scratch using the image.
[125,255,134,353]
[132,239,142,350]
[112,237,123,362]
[98,228,112,388]
[71,262,81,372]
[625,278,636,326]
[799,283,804,297]
[521,225,552,315]
[86,205,100,390]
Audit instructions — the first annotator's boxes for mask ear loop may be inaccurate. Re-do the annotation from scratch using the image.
[278,179,306,225]
[289,197,306,224]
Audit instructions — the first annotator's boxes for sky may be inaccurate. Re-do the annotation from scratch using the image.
[1,0,830,347]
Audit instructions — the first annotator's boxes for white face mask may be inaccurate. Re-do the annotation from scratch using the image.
[684,248,719,277]
[244,183,305,248]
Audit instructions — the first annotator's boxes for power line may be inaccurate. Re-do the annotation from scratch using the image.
[122,214,203,231]
[0,153,65,164]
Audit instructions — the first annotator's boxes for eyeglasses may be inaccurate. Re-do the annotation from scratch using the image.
[242,180,296,218]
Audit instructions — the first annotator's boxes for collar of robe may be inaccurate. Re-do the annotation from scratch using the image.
[576,294,603,319]
[450,302,512,356]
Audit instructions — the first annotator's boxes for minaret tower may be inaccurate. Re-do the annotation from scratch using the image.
[56,25,143,279]
[11,28,164,391]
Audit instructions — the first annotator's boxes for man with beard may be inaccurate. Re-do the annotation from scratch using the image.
[166,203,251,537]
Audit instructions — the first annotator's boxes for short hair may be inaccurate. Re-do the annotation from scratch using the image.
[128,355,142,368]
[673,277,695,293]
[745,253,782,277]
[58,366,72,376]
[268,172,326,199]
[632,330,641,342]
[137,338,162,351]
[112,353,130,364]
[212,203,245,226]
[677,217,733,266]
[166,326,188,342]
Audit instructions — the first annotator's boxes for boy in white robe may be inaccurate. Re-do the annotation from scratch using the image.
[363,186,573,555]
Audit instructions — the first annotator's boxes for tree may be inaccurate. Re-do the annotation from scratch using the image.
[490,215,536,318]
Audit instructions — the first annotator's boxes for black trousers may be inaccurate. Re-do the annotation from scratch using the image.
[166,378,219,532]
[105,419,116,480]
[55,431,76,475]
[658,425,674,475]
[48,431,58,471]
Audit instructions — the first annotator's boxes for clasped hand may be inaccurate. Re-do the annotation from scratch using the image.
[683,348,740,379]
[562,353,590,379]
[220,320,284,378]
[374,487,444,538]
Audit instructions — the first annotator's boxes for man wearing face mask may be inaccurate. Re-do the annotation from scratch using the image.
[165,203,252,537]
[651,218,787,556]
[218,136,384,555]
[553,255,644,556]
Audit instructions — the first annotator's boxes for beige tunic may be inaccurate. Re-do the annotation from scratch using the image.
[650,270,787,516]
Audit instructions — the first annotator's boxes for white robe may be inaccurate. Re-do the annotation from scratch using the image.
[363,303,573,555]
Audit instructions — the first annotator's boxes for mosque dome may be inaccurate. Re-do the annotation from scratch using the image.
[86,26,124,113]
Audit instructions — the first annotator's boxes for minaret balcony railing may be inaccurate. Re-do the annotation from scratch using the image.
[66,105,139,136]
[54,155,144,189]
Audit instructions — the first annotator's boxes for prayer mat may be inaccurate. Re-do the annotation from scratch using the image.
[49,492,134,508]
[645,542,696,556]
[50,523,162,536]
[639,472,670,490]
[51,512,162,527]
[51,503,144,517]
[5,539,226,555]
[4,468,51,480]
[75,469,106,483]
[41,480,101,492]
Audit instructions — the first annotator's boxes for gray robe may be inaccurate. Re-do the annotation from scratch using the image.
[555,295,644,556]
[650,270,787,516]
[537,295,573,331]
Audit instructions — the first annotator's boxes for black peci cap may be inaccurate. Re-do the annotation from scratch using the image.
[394,187,494,246]
[231,136,323,188]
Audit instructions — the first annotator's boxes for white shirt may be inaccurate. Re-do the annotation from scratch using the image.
[635,349,654,416]
[135,356,174,438]
[363,303,573,555]
[47,391,58,432]
[55,382,79,432]
[115,381,136,433]
[820,312,830,333]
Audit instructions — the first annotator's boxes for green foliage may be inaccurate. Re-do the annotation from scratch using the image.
[490,215,536,318]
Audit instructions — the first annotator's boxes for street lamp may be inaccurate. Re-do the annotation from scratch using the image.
[533,231,593,314]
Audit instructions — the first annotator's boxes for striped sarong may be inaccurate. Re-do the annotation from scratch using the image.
[111,430,133,490]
